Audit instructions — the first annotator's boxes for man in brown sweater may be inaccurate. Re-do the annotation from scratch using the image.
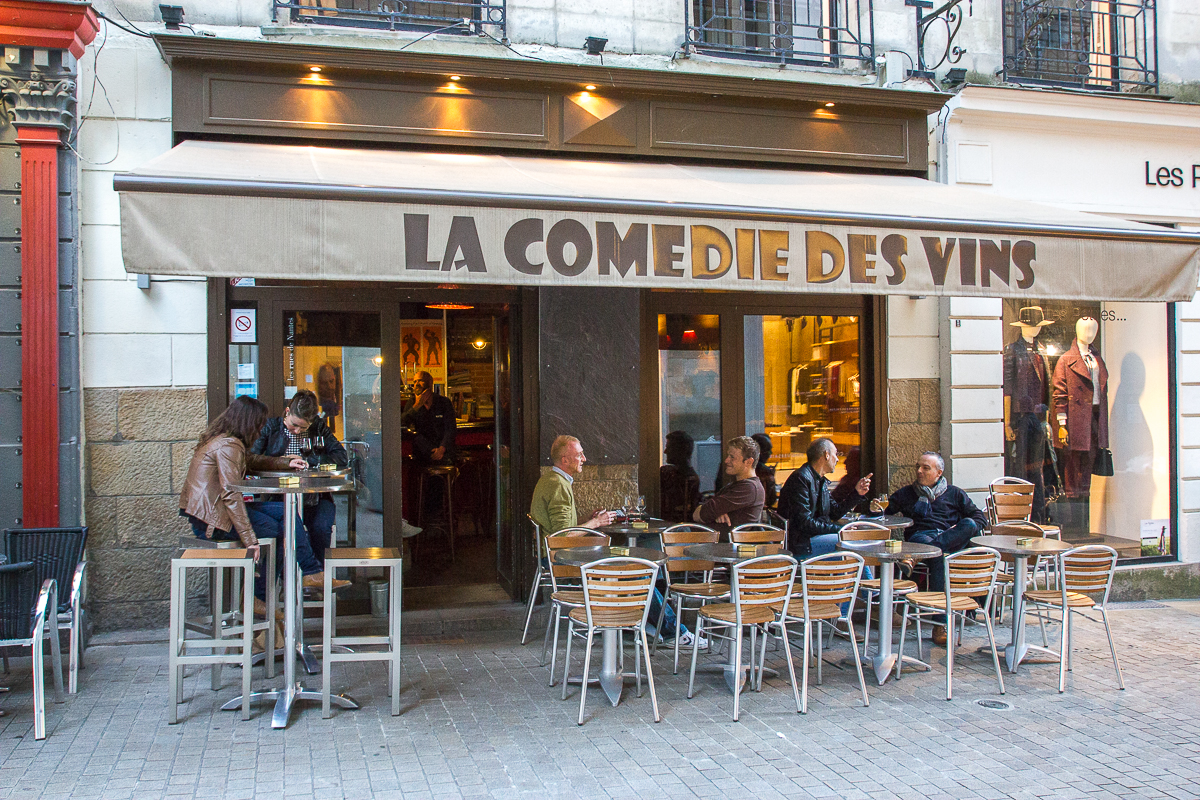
[693,436,766,526]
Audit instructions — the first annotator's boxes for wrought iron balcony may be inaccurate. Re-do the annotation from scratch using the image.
[273,0,506,37]
[1003,0,1157,92]
[685,0,875,69]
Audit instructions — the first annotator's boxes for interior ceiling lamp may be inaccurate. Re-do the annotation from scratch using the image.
[425,302,474,310]
[584,36,607,56]
[471,339,488,350]
[159,4,184,30]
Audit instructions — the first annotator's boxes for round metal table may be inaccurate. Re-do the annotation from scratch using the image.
[837,540,941,684]
[597,519,674,548]
[224,473,356,729]
[551,545,665,707]
[971,534,1072,672]
[248,468,358,546]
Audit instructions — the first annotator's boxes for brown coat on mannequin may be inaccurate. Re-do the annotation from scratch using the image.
[1051,339,1109,451]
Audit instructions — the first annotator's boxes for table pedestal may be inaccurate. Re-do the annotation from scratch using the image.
[1003,554,1057,672]
[872,563,930,684]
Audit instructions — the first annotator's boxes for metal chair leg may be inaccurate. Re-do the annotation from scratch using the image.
[577,629,595,725]
[561,619,574,701]
[520,565,544,645]
[983,608,1005,695]
[1099,607,1124,689]
[946,611,955,701]
[732,625,744,722]
[640,627,660,722]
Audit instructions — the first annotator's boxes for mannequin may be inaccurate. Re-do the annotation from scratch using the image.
[1003,307,1052,521]
[1052,317,1109,530]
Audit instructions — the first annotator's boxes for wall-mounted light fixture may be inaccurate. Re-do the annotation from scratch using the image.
[425,302,473,310]
[471,339,488,351]
[309,66,323,73]
[449,75,461,81]
[584,36,607,56]
[159,4,184,30]
[584,84,597,91]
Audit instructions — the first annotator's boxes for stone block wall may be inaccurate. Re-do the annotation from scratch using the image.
[886,378,941,491]
[538,464,638,523]
[84,387,207,631]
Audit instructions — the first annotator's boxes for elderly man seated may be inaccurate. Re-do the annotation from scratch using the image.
[884,451,988,645]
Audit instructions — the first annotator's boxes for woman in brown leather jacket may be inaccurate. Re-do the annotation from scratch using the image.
[179,396,304,601]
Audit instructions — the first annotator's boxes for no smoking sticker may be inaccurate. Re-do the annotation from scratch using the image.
[231,309,257,343]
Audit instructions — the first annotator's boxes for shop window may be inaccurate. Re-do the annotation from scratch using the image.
[658,314,722,495]
[1001,300,1171,560]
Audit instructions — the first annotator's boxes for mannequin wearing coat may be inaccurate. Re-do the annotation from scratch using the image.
[1052,317,1109,505]
[1004,307,1053,522]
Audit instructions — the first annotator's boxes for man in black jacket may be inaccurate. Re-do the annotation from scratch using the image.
[778,438,872,558]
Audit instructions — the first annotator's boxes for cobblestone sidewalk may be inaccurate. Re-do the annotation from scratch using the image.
[1,601,1198,800]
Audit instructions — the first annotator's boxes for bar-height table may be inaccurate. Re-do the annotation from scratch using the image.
[551,545,666,707]
[836,539,941,684]
[971,534,1072,672]
[223,473,357,728]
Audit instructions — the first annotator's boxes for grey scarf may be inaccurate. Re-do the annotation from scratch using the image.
[916,476,948,502]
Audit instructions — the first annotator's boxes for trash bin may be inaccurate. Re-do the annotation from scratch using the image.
[369,579,389,617]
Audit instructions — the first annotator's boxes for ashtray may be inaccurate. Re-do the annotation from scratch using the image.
[1015,537,1035,546]
[278,476,300,487]
[610,546,629,556]
[883,540,902,551]
[736,545,759,557]
[632,521,649,530]
[318,463,337,472]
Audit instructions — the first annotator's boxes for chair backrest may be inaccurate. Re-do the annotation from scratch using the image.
[660,526,720,574]
[990,519,1047,538]
[800,552,864,613]
[988,478,1034,524]
[579,557,659,628]
[1059,545,1118,600]
[0,561,37,642]
[527,514,542,559]
[545,529,610,585]
[837,521,891,542]
[945,547,1001,599]
[732,555,797,620]
[763,509,788,534]
[4,527,87,614]
[731,523,785,545]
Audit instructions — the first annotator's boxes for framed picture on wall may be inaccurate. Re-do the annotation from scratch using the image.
[790,366,808,416]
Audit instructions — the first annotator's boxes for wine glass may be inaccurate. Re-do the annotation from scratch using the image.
[635,495,647,518]
[869,494,888,515]
[622,494,633,521]
[298,437,314,469]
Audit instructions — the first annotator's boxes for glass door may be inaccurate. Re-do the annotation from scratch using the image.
[657,314,721,521]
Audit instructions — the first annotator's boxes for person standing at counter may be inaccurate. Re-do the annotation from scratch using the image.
[403,371,457,466]
[251,389,349,590]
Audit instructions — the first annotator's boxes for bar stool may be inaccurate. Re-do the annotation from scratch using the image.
[321,547,403,717]
[417,464,458,562]
[168,549,255,722]
[178,536,277,680]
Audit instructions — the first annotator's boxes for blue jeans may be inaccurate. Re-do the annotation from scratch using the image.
[189,509,284,601]
[908,518,982,594]
[251,499,327,575]
[806,533,873,614]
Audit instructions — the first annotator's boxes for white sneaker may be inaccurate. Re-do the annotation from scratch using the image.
[677,632,709,650]
[400,518,423,538]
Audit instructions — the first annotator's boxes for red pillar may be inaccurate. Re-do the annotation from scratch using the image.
[18,126,62,527]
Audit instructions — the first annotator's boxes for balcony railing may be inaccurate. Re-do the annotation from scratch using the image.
[273,0,506,37]
[1003,0,1156,92]
[685,0,874,69]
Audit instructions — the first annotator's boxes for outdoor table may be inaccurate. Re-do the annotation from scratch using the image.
[836,539,941,685]
[682,542,787,694]
[552,545,666,707]
[224,473,356,729]
[971,534,1072,672]
[248,467,357,545]
[598,518,673,547]
[837,514,913,537]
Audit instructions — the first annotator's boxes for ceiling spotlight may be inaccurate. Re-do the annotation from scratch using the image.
[373,355,383,366]
[584,84,597,91]
[584,36,608,56]
[310,66,322,73]
[471,339,488,351]
[425,302,474,310]
[159,4,184,30]
[449,75,461,81]
[824,102,835,108]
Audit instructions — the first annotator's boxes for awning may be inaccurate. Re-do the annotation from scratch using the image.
[114,140,1200,302]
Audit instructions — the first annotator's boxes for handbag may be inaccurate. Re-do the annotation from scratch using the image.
[1092,448,1114,477]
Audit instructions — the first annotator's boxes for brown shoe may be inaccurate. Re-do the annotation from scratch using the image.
[931,625,948,646]
[253,598,269,618]
[301,572,351,591]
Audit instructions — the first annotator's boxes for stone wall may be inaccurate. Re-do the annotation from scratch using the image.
[538,464,638,522]
[886,378,941,491]
[84,386,206,631]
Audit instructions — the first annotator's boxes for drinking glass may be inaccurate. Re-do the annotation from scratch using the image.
[635,495,647,517]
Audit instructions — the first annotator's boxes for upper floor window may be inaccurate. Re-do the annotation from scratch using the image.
[275,0,506,38]
[686,0,875,69]
[1003,0,1157,92]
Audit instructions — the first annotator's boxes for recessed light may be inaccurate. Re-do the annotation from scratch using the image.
[310,66,322,73]
[450,75,461,81]
[585,84,597,91]
[824,102,835,108]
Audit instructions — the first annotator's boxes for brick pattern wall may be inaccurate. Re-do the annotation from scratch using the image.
[537,464,638,524]
[84,387,206,631]
[886,378,941,491]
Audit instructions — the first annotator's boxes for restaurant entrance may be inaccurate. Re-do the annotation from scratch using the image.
[218,282,526,607]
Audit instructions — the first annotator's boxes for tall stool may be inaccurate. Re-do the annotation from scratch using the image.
[417,464,458,562]
[169,549,255,722]
[179,536,277,681]
[321,547,403,717]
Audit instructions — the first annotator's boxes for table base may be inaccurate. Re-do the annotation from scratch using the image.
[873,652,930,684]
[221,683,359,728]
[1005,641,1059,672]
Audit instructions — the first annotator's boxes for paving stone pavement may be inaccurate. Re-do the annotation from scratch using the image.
[1,601,1198,800]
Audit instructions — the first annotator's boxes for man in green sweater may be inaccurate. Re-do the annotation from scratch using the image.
[530,435,613,534]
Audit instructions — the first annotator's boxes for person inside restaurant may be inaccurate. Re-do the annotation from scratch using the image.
[250,389,350,590]
[402,370,458,467]
[778,437,872,557]
[692,436,767,527]
[660,430,701,523]
[884,451,988,645]
[529,435,614,533]
[751,433,778,510]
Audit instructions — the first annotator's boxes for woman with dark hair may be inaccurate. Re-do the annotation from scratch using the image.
[660,430,700,523]
[179,396,305,608]
[751,432,778,510]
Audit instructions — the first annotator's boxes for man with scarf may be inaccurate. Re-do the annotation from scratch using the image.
[884,451,987,645]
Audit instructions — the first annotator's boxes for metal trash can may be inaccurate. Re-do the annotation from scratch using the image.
[369,579,389,617]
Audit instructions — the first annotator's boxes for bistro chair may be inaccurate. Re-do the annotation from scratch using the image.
[654,523,727,673]
[4,527,88,694]
[897,546,1005,700]
[560,557,661,725]
[731,523,786,546]
[1023,545,1124,693]
[986,477,1035,527]
[779,552,869,713]
[837,521,918,655]
[542,528,610,684]
[520,515,547,645]
[0,562,63,740]
[687,554,798,722]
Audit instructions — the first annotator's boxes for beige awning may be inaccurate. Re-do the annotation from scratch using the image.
[114,140,1200,301]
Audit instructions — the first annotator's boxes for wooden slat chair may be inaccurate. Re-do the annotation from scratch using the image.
[897,547,1005,700]
[687,555,798,722]
[520,514,547,645]
[560,558,661,725]
[654,524,727,673]
[1023,545,1124,693]
[838,521,920,654]
[731,523,786,545]
[542,529,610,684]
[987,476,1036,526]
[780,552,869,713]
